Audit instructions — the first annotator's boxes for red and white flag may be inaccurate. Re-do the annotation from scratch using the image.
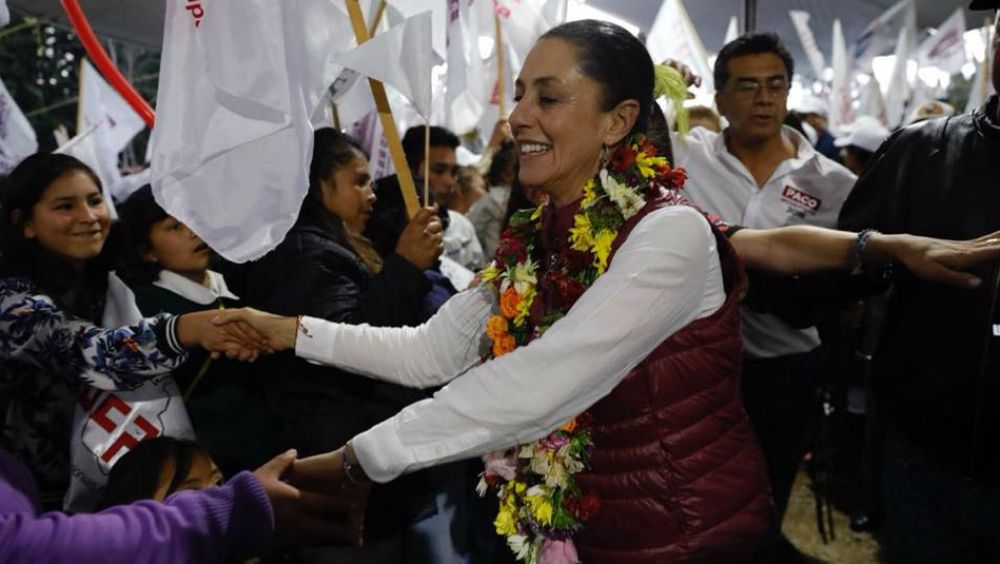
[918,9,967,75]
[149,0,354,262]
[789,10,826,79]
[830,19,854,132]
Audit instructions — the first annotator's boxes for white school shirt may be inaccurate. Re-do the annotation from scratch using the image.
[672,126,857,358]
[153,270,239,305]
[295,206,726,483]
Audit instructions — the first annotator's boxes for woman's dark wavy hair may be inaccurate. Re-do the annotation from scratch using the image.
[504,20,674,226]
[0,153,120,321]
[97,437,211,510]
[299,128,382,273]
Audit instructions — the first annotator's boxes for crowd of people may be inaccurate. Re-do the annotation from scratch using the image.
[1,1,999,563]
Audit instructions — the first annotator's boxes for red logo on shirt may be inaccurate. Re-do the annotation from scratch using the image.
[782,186,822,212]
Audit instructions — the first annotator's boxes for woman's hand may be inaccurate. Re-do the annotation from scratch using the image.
[254,449,368,547]
[870,231,1000,288]
[211,308,298,353]
[175,310,268,361]
[395,206,444,270]
[284,448,371,546]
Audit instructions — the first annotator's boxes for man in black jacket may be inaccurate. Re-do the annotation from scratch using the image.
[838,2,1000,561]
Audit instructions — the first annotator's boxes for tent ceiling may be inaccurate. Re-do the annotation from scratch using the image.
[7,0,165,48]
[8,0,986,78]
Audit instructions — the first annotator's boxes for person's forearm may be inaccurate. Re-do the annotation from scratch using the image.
[0,472,273,564]
[730,226,856,274]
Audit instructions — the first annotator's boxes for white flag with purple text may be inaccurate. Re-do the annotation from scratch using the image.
[149,0,354,262]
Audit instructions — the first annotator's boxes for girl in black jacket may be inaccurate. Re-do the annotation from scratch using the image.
[243,129,451,563]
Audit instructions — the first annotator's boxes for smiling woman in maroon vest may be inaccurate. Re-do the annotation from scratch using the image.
[214,20,773,563]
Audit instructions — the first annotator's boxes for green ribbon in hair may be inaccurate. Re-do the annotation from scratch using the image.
[653,64,690,136]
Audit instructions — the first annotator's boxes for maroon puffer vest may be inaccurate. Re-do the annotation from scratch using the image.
[557,190,774,563]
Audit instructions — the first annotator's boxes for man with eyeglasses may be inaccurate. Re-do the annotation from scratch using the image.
[671,32,857,553]
[837,2,1000,562]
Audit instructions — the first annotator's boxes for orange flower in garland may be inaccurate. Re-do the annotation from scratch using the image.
[492,333,517,357]
[486,315,510,340]
[500,287,522,319]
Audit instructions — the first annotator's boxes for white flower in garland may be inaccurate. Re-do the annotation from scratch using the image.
[500,260,538,295]
[600,169,646,219]
[507,534,533,560]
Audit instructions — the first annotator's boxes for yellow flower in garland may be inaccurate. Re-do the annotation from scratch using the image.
[530,204,544,221]
[495,505,519,536]
[569,213,594,251]
[514,287,536,327]
[480,263,501,283]
[592,229,617,274]
[635,150,668,179]
[581,179,598,207]
[525,485,554,526]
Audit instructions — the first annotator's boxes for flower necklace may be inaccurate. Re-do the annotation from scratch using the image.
[477,135,687,564]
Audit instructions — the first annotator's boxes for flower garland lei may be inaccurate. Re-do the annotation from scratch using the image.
[477,135,687,564]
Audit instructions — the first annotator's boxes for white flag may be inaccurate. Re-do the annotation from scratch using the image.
[789,11,826,79]
[78,59,145,156]
[918,9,967,75]
[724,16,739,46]
[386,0,447,62]
[830,19,854,133]
[150,0,354,263]
[445,0,495,134]
[493,0,554,69]
[0,72,38,174]
[884,25,912,129]
[336,11,434,118]
[857,75,888,125]
[56,122,122,218]
[853,0,917,71]
[646,0,714,93]
[966,24,996,113]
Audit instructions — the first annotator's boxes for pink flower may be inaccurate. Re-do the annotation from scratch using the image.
[540,433,570,452]
[483,450,517,481]
[539,539,580,564]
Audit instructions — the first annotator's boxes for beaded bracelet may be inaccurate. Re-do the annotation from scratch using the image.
[853,229,880,270]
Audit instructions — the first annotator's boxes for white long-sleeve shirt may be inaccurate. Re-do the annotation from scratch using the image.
[295,206,727,482]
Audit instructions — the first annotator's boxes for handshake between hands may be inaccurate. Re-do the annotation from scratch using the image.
[254,446,372,548]
[174,307,302,362]
[175,309,371,546]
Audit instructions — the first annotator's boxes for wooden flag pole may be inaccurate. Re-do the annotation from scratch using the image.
[368,1,387,37]
[495,13,506,118]
[344,0,420,218]
[424,122,431,207]
[331,100,342,130]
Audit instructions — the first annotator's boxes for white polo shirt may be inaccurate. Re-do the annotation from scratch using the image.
[673,126,858,359]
